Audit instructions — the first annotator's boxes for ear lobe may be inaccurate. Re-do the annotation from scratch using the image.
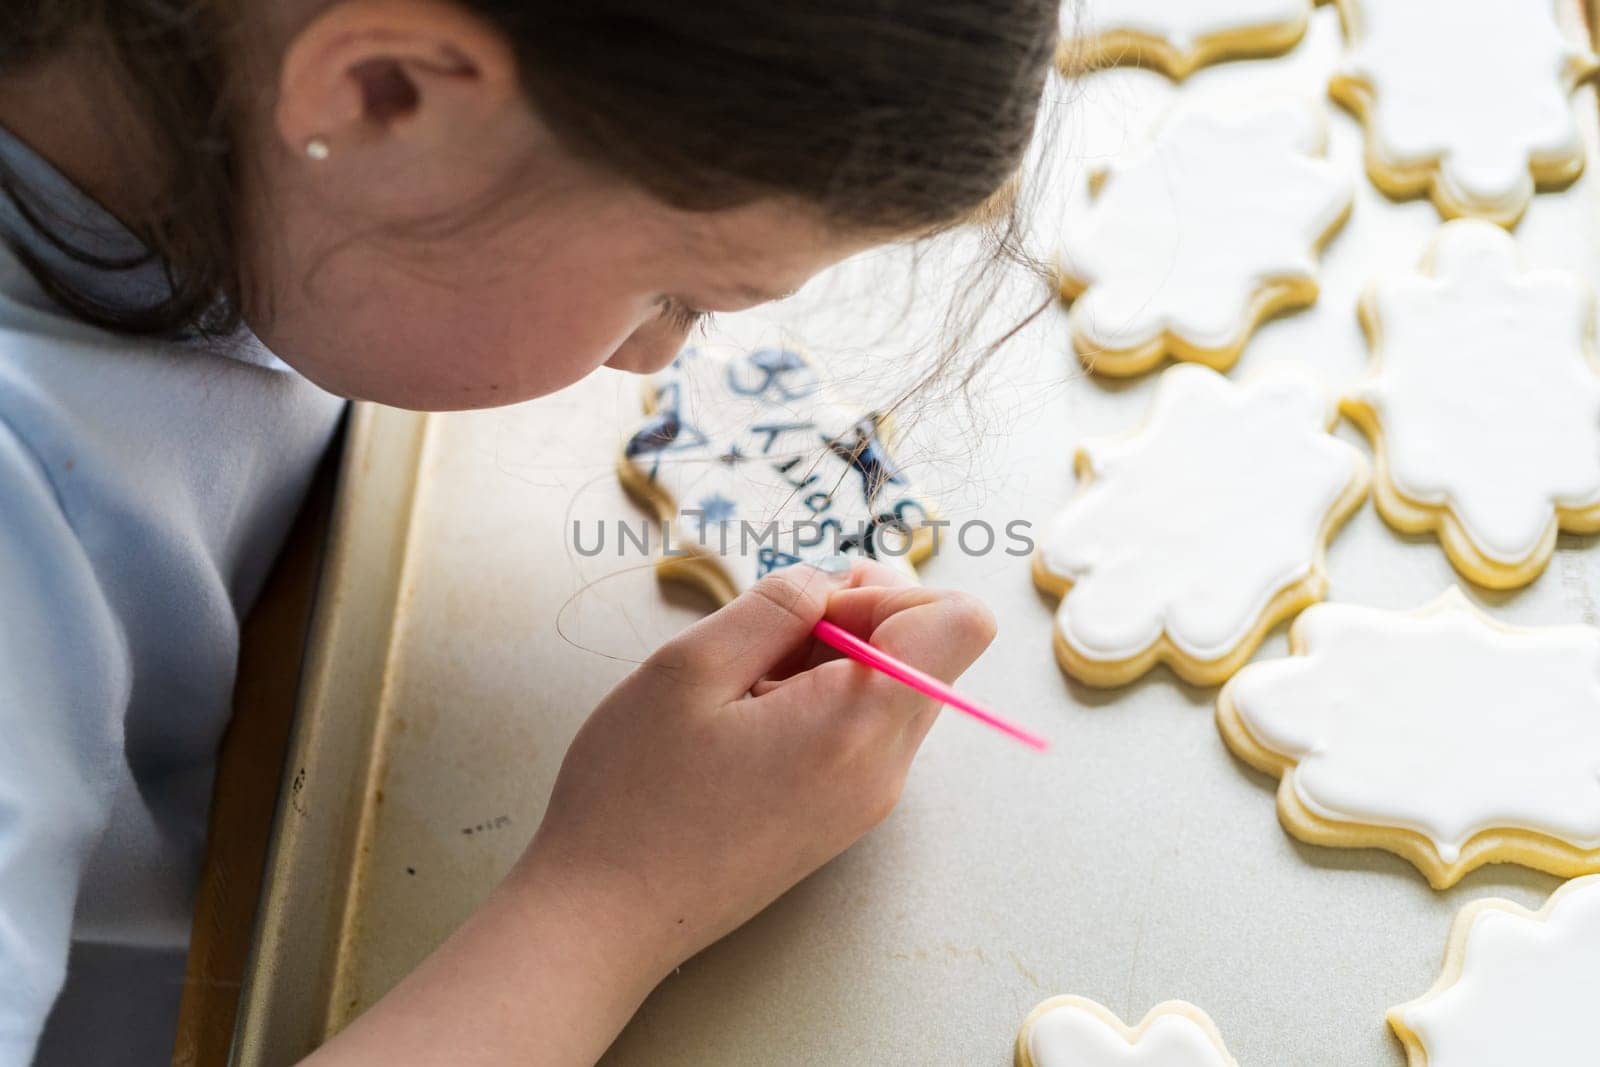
[275,0,517,157]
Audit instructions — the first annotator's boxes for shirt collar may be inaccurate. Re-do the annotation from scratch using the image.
[0,122,175,316]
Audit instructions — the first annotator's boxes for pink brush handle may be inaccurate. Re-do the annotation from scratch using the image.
[811,619,1048,751]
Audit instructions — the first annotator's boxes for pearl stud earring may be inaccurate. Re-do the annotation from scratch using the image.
[305,138,330,161]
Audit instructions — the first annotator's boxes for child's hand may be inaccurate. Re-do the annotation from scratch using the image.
[304,559,995,1067]
[514,558,996,978]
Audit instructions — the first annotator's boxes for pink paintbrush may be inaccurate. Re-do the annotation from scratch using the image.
[811,618,1048,751]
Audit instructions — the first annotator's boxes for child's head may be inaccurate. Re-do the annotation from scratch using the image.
[1,1,1056,409]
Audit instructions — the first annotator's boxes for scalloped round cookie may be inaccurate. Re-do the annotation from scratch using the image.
[1389,875,1600,1065]
[618,346,935,603]
[1016,995,1239,1067]
[1057,95,1351,378]
[1329,0,1600,226]
[1342,220,1600,589]
[1056,0,1313,80]
[1219,590,1600,888]
[1033,364,1368,688]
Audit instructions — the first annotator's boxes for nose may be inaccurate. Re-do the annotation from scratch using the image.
[607,313,692,373]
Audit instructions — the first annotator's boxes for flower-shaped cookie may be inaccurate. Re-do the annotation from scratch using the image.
[1016,996,1238,1067]
[1343,220,1600,589]
[1034,364,1368,688]
[1330,0,1599,225]
[1390,875,1600,1065]
[619,347,934,602]
[1219,590,1600,888]
[1056,0,1313,80]
[1058,96,1351,377]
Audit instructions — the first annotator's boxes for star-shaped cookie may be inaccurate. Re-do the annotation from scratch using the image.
[1058,96,1351,377]
[1342,220,1600,589]
[1219,589,1600,888]
[1056,0,1313,80]
[1389,875,1600,1065]
[1034,364,1369,688]
[1016,996,1238,1067]
[1330,0,1599,225]
[618,346,935,603]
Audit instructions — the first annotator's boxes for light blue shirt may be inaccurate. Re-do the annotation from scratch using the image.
[0,127,345,1062]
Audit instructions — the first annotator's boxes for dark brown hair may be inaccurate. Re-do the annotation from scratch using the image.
[0,1,1056,338]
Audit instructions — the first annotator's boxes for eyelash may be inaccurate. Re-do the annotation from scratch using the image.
[658,296,712,334]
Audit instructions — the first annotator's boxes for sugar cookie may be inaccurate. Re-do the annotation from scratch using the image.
[1058,96,1351,378]
[1389,875,1600,1066]
[619,347,934,604]
[1016,995,1238,1067]
[1330,0,1600,226]
[1342,220,1600,589]
[1219,590,1600,889]
[1056,0,1313,80]
[1033,364,1368,688]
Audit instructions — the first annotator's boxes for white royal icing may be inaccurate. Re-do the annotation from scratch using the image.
[1059,95,1350,359]
[1028,1001,1234,1067]
[1335,0,1598,221]
[1063,0,1312,59]
[622,347,932,594]
[1348,219,1600,565]
[1039,364,1365,662]
[1397,876,1600,1065]
[1229,590,1600,863]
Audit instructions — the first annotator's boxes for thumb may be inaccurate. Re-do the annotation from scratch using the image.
[646,561,852,702]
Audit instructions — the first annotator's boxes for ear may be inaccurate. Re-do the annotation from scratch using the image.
[274,0,519,160]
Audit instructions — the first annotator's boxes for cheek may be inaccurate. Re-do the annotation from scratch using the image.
[289,275,649,411]
[415,268,652,407]
[256,209,669,410]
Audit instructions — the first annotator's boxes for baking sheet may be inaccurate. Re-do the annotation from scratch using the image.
[235,6,1600,1064]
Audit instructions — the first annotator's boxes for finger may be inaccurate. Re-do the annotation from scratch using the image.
[646,562,850,702]
[841,557,920,591]
[872,588,998,746]
[754,557,923,685]
[820,584,998,679]
[868,586,997,687]
[749,586,998,730]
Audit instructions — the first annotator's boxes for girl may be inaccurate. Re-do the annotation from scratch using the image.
[0,1,1056,1063]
